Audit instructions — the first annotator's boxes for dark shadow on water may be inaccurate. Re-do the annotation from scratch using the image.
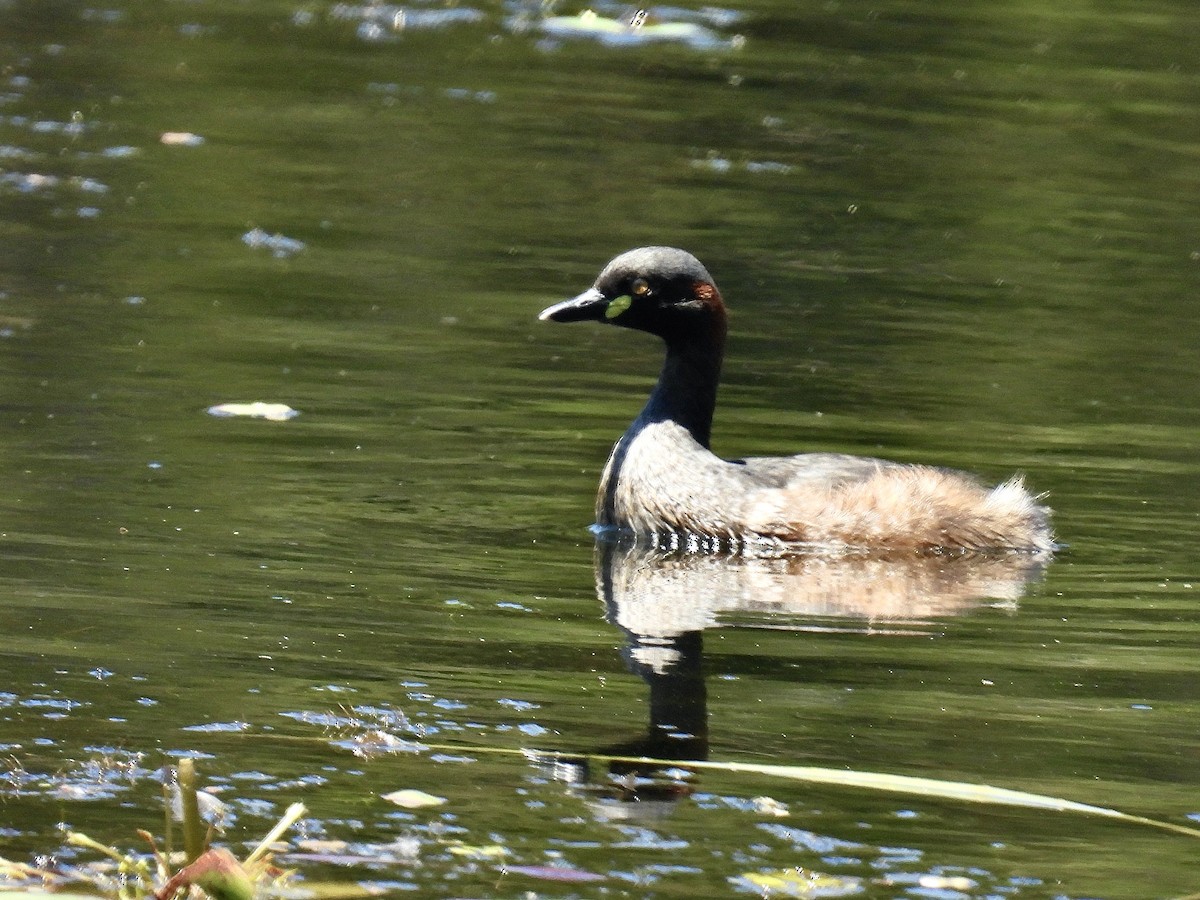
[536,536,1049,822]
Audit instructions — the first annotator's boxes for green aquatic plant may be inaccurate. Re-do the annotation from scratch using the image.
[4,762,308,900]
[10,736,1200,898]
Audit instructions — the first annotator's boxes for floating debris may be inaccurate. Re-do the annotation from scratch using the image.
[207,402,300,421]
[160,131,205,146]
[516,8,740,51]
[328,1,737,47]
[732,867,863,898]
[506,864,605,883]
[446,841,507,859]
[330,3,485,40]
[382,788,446,809]
[334,729,428,758]
[751,795,790,817]
[182,720,253,733]
[241,227,306,258]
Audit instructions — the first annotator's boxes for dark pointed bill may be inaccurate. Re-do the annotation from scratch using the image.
[538,287,608,322]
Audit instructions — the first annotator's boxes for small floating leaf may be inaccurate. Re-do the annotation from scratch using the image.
[542,11,626,36]
[160,131,205,146]
[734,867,862,898]
[207,402,299,421]
[538,12,728,49]
[505,864,605,883]
[382,789,446,809]
[446,841,507,859]
[751,795,790,817]
[915,874,977,891]
[296,839,349,854]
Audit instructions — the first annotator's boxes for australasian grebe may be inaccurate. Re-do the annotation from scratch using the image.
[539,247,1053,554]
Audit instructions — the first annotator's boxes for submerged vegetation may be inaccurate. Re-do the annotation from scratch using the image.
[1,759,305,900]
[5,730,1200,899]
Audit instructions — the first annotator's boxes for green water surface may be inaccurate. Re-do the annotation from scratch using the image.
[1,1,1198,897]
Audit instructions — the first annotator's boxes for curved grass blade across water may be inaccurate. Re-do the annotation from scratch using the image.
[596,754,1200,840]
[269,735,1200,840]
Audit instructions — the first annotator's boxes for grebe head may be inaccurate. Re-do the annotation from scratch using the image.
[539,247,725,343]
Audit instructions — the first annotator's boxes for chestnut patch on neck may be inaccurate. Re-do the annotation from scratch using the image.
[692,280,724,311]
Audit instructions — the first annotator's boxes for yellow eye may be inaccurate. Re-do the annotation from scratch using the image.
[631,277,651,296]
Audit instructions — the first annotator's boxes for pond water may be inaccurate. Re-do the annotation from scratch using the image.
[2,0,1199,896]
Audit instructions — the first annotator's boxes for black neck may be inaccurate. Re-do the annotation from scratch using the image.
[596,314,727,529]
[633,326,725,449]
